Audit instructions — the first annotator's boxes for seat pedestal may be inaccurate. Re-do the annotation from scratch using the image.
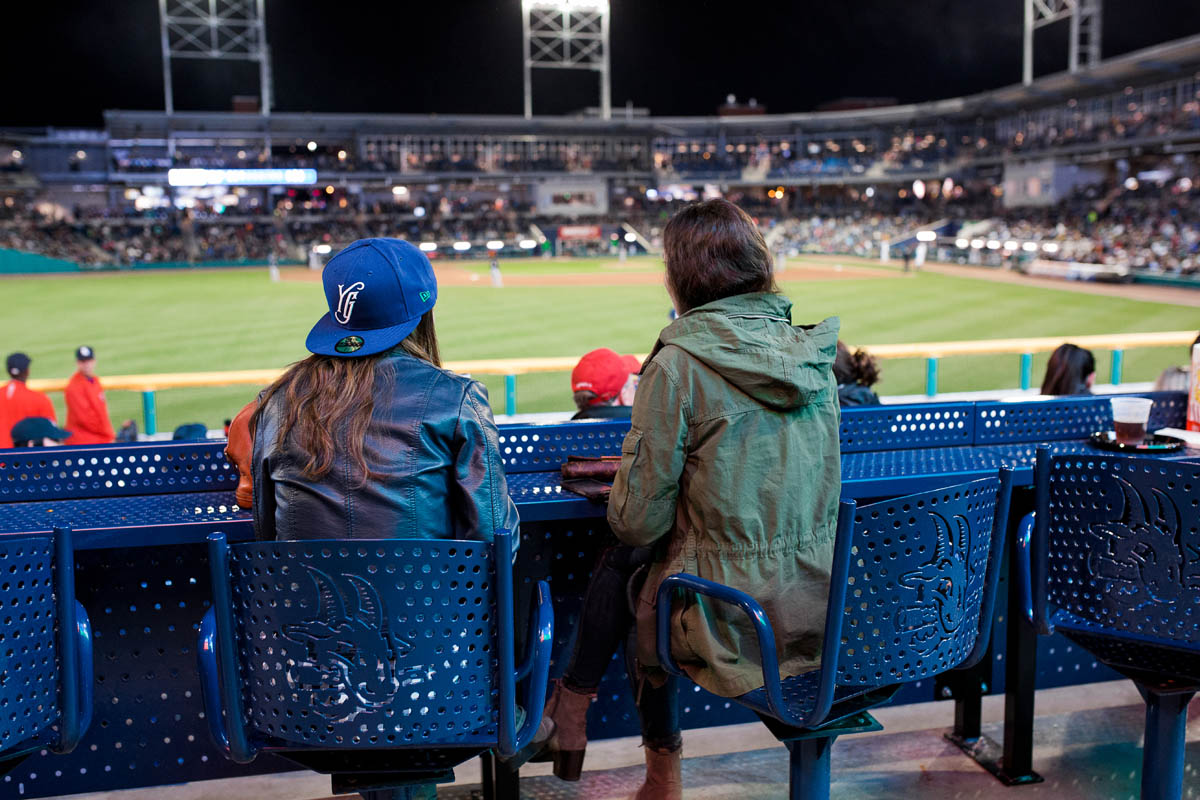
[1139,686,1196,800]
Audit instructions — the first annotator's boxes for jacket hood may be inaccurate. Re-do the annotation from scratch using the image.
[655,293,839,410]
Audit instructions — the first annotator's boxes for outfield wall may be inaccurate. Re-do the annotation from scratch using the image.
[0,247,302,275]
[0,248,80,274]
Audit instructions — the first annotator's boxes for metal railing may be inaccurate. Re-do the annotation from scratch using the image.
[27,330,1196,433]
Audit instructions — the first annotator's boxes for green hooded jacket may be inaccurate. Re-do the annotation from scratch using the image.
[608,292,841,698]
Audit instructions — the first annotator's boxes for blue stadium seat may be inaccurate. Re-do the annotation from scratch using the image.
[0,527,94,772]
[656,471,1013,800]
[197,530,552,800]
[1020,450,1200,800]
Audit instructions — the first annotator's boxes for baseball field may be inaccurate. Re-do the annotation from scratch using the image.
[2,254,1196,433]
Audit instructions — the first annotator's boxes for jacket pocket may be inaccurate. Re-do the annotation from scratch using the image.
[621,428,643,458]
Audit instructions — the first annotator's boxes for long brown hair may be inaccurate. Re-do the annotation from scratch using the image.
[251,312,441,484]
[1040,343,1095,395]
[662,199,777,313]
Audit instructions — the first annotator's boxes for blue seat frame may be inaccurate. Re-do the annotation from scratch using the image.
[1019,449,1200,800]
[656,470,1013,800]
[197,529,552,798]
[0,527,94,772]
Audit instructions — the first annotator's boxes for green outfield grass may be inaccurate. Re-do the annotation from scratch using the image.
[0,256,1195,432]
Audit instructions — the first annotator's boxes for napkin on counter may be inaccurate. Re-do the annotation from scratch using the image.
[1156,428,1200,448]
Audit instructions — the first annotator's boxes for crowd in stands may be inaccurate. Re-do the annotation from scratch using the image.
[3,161,1200,273]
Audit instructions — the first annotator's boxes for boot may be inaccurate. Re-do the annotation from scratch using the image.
[528,680,595,780]
[632,745,682,800]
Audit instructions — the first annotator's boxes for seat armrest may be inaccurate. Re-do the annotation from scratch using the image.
[504,580,554,759]
[197,609,231,756]
[654,573,802,725]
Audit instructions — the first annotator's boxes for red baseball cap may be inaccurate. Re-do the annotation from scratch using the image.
[622,354,642,375]
[572,348,637,405]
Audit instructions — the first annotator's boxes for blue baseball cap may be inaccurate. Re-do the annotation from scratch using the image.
[306,238,438,357]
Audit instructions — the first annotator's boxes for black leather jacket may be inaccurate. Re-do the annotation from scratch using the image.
[251,350,519,546]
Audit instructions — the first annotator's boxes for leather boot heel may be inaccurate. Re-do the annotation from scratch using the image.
[553,748,586,781]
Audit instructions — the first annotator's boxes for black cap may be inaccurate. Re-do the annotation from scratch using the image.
[6,352,30,377]
[10,416,72,447]
[75,345,95,361]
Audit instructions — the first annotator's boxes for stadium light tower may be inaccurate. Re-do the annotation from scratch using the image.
[158,0,274,115]
[522,0,611,119]
[1023,0,1102,85]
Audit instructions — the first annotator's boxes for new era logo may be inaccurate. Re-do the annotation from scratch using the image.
[419,290,431,303]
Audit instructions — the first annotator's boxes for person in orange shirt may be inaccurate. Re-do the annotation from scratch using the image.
[0,352,57,449]
[65,345,115,445]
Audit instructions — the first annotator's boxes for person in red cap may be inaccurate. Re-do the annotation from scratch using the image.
[570,348,641,420]
[65,345,116,445]
[0,352,57,449]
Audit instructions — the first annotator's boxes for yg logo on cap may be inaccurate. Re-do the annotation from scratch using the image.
[335,282,365,325]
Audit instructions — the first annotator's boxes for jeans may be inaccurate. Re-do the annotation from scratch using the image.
[562,544,682,752]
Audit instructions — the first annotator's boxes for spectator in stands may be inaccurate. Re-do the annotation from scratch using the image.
[571,349,640,420]
[235,238,519,549]
[1040,343,1096,396]
[10,416,72,448]
[0,353,57,449]
[65,345,115,445]
[833,341,882,406]
[1153,333,1200,392]
[535,200,839,800]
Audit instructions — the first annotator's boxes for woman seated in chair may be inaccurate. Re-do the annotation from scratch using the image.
[1040,342,1096,396]
[535,200,840,799]
[229,237,518,544]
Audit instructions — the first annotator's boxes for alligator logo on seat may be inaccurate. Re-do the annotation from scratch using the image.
[1086,477,1193,610]
[282,565,432,722]
[896,512,972,655]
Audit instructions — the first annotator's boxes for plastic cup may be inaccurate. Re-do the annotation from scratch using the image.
[1110,397,1154,445]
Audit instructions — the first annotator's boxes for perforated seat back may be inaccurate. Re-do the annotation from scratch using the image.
[838,478,1001,686]
[1045,455,1200,649]
[0,534,59,753]
[227,538,497,749]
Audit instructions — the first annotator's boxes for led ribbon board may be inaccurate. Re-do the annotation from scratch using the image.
[167,168,318,187]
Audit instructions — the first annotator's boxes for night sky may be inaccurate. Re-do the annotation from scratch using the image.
[5,0,1200,125]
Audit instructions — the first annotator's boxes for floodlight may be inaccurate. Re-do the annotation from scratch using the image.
[1003,241,1019,251]
[915,230,936,242]
[487,240,505,250]
[519,239,538,249]
[986,240,1001,250]
[955,238,969,249]
[314,244,332,255]
[1042,242,1060,253]
[307,141,318,152]
[419,243,437,252]
[453,242,471,251]
[1021,242,1039,252]
[413,206,427,218]
[392,186,409,196]
[912,180,926,200]
[624,232,637,243]
[970,239,985,249]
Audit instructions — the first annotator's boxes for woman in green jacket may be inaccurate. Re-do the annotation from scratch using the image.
[537,199,841,799]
